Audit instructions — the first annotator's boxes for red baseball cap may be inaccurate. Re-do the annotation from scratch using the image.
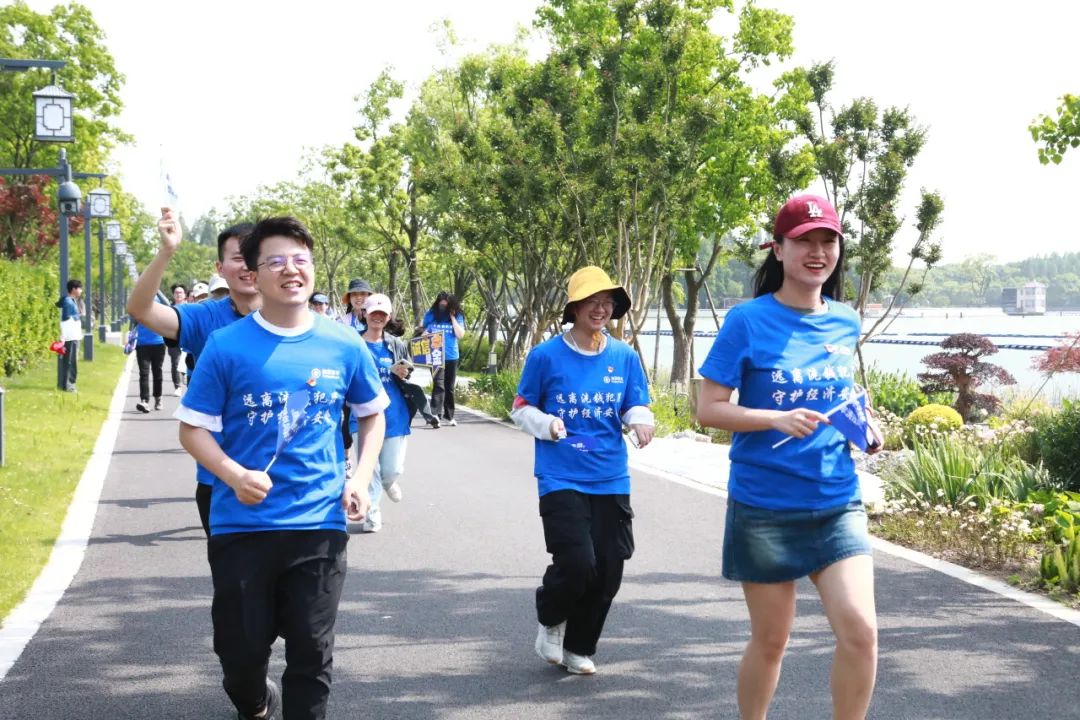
[761,194,843,248]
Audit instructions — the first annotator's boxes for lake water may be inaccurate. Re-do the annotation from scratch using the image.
[634,307,1080,402]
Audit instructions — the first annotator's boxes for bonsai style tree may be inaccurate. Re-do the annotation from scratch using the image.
[1033,332,1080,376]
[918,333,1016,421]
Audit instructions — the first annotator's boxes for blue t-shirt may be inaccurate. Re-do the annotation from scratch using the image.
[135,319,164,347]
[365,340,411,439]
[423,310,465,361]
[698,294,862,511]
[177,297,242,359]
[516,336,650,497]
[180,314,387,535]
[176,298,244,485]
[60,296,80,322]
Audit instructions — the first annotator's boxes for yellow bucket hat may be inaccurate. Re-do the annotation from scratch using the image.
[561,266,632,324]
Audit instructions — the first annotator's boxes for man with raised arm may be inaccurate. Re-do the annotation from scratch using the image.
[127,208,259,535]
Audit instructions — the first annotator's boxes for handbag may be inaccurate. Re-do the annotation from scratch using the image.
[60,317,82,342]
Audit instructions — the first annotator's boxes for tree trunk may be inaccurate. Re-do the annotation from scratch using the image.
[661,274,690,386]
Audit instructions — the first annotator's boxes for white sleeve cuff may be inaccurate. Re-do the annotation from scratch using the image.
[621,405,655,427]
[349,390,390,418]
[510,403,558,441]
[174,404,223,432]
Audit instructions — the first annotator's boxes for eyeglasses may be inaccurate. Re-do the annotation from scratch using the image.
[580,298,616,311]
[257,253,312,273]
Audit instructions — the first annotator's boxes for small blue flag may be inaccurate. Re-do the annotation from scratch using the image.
[828,390,876,452]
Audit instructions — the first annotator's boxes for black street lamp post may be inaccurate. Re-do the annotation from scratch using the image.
[106,221,121,332]
[82,186,110,359]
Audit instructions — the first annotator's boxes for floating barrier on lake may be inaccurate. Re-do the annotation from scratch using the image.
[634,329,1054,351]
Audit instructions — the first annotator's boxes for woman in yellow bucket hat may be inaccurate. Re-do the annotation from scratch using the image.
[511,265,655,675]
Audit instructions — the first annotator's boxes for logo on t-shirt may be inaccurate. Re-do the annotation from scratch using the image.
[308,367,341,386]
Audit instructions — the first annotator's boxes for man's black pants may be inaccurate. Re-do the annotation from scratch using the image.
[62,340,78,390]
[167,344,183,388]
[536,490,635,657]
[195,483,211,537]
[135,343,166,401]
[208,530,348,720]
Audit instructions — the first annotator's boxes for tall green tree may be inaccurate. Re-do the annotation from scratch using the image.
[328,72,435,327]
[795,61,944,342]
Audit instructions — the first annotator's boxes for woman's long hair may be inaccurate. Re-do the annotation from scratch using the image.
[428,291,463,322]
[752,233,846,301]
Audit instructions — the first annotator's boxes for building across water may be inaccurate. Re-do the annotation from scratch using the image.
[1002,282,1046,315]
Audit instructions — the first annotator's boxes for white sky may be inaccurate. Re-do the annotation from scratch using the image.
[23,0,1080,264]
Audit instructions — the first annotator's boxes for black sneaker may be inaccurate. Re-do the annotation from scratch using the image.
[238,678,280,720]
[136,400,150,414]
[153,398,162,411]
[427,416,441,429]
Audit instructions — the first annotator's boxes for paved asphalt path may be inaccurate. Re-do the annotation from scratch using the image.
[2,373,1079,719]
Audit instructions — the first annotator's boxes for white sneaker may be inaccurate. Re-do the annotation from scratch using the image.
[173,386,183,397]
[359,516,382,533]
[534,621,565,664]
[445,418,457,427]
[384,482,403,503]
[561,650,596,675]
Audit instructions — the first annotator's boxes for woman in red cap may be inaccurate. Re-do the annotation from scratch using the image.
[511,265,655,675]
[696,195,882,719]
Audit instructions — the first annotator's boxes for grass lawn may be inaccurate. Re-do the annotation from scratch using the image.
[0,344,127,621]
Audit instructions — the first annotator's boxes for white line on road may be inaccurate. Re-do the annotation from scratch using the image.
[0,355,134,681]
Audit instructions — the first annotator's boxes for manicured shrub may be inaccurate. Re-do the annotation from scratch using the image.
[906,404,963,431]
[1035,400,1080,492]
[0,259,57,377]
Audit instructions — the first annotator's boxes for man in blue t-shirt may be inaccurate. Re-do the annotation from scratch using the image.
[422,291,465,425]
[175,216,388,720]
[132,316,166,414]
[128,211,258,535]
[57,279,82,392]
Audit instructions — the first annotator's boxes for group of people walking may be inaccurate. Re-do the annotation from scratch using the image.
[125,192,880,720]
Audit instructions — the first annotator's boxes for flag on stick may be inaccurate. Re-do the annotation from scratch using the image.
[264,390,312,472]
[771,389,876,450]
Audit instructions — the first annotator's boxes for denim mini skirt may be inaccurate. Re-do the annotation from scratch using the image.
[722,499,872,583]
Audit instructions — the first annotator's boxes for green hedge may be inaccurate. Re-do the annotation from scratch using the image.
[0,259,57,377]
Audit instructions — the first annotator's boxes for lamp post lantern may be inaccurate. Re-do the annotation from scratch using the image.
[32,83,75,142]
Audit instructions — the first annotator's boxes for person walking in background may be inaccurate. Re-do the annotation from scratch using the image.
[310,292,330,315]
[190,281,209,302]
[134,316,166,414]
[355,293,412,533]
[209,274,230,300]
[510,266,655,675]
[338,278,372,334]
[424,291,465,426]
[695,194,882,720]
[338,279,374,471]
[57,279,82,392]
[168,284,188,396]
[175,216,388,720]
